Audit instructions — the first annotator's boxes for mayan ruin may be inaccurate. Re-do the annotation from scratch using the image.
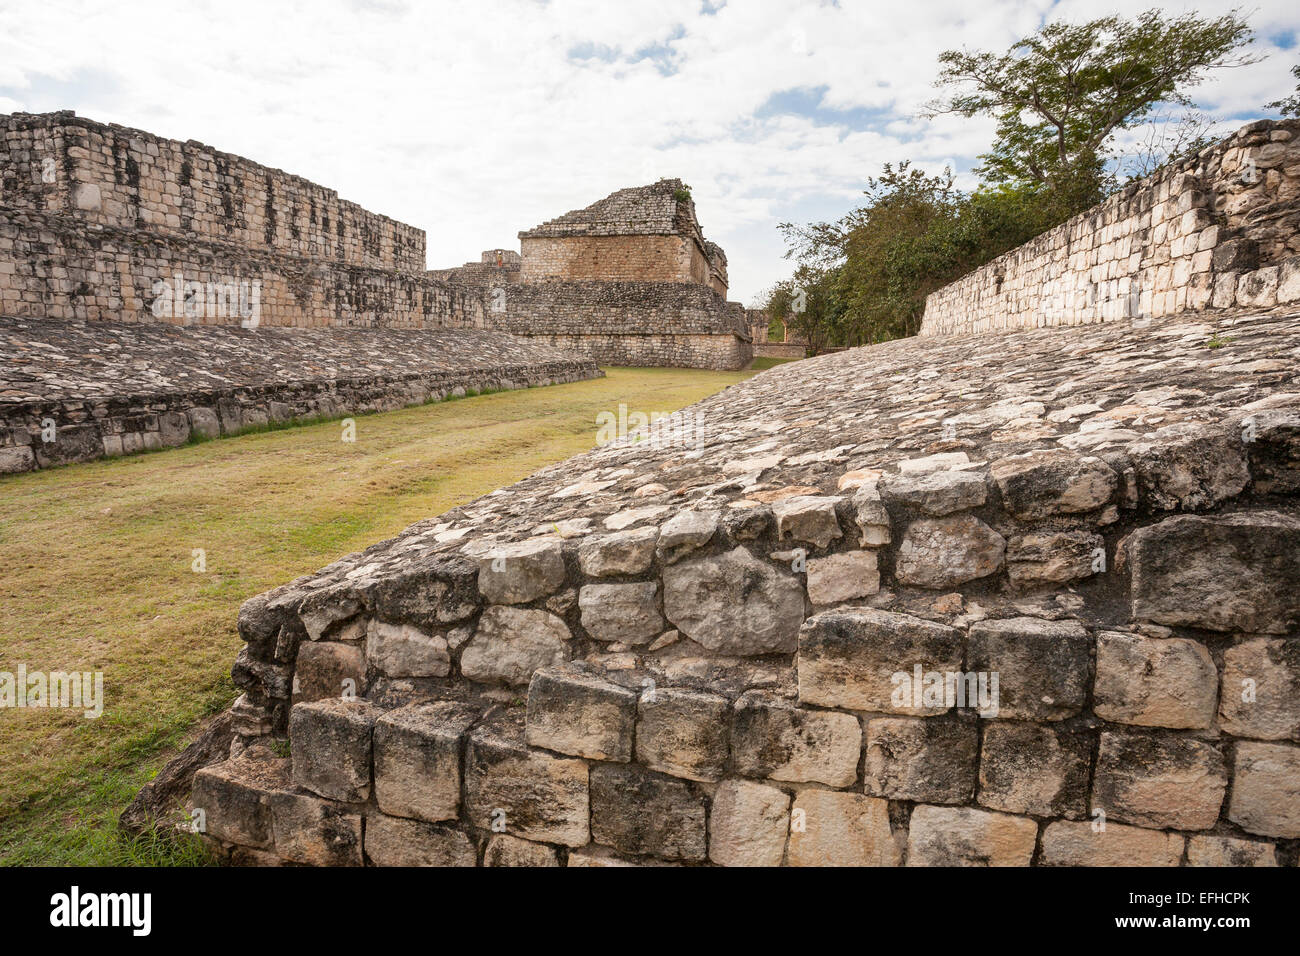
[3,3,1300,938]
[67,111,1285,872]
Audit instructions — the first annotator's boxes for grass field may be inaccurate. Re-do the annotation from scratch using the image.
[0,365,756,865]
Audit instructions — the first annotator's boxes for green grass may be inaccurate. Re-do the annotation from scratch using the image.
[750,355,802,370]
[0,365,755,865]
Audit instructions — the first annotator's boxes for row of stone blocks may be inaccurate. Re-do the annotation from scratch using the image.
[920,120,1300,335]
[194,592,1298,866]
[198,400,1300,865]
[0,361,598,475]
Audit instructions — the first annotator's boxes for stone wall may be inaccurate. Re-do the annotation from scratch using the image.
[0,207,483,328]
[0,318,601,474]
[520,234,719,290]
[517,180,728,296]
[754,343,807,359]
[158,306,1300,867]
[921,119,1300,336]
[1,111,424,271]
[485,280,753,370]
[0,111,495,330]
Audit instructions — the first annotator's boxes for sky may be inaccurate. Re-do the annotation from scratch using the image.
[1,0,1297,304]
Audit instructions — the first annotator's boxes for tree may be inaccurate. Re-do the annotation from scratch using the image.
[928,9,1256,213]
[762,265,844,356]
[777,163,1052,344]
[1268,63,1300,116]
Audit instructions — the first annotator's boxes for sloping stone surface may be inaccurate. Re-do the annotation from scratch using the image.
[169,307,1300,867]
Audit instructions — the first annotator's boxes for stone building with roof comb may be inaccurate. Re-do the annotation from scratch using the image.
[439,178,752,370]
[518,178,729,295]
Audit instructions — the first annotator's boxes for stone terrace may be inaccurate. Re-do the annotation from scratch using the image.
[0,317,601,473]
[178,306,1300,867]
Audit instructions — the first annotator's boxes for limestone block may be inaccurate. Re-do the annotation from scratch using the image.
[1126,422,1249,511]
[771,495,843,549]
[894,514,1006,589]
[366,620,449,678]
[589,764,707,861]
[863,716,977,804]
[292,641,366,704]
[1093,731,1226,831]
[269,792,363,866]
[0,445,36,474]
[635,686,730,782]
[579,581,664,644]
[289,697,380,802]
[708,779,791,867]
[990,449,1117,518]
[967,617,1090,720]
[1094,631,1218,730]
[906,806,1037,867]
[476,538,566,604]
[1236,266,1280,308]
[191,750,292,850]
[157,410,190,446]
[1227,741,1300,838]
[465,715,590,847]
[460,605,571,686]
[1246,408,1300,494]
[788,790,901,867]
[852,485,891,545]
[880,469,987,515]
[805,549,879,605]
[1186,835,1278,867]
[365,814,476,866]
[1040,821,1183,866]
[978,721,1091,818]
[526,662,638,761]
[1219,638,1300,741]
[1006,530,1103,588]
[798,607,963,714]
[484,833,560,867]
[577,526,658,576]
[655,509,717,563]
[1125,512,1300,633]
[1277,255,1300,304]
[731,690,860,787]
[374,701,479,823]
[662,546,805,655]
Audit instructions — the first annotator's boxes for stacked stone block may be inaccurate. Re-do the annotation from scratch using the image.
[485,279,752,370]
[0,318,601,474]
[182,316,1300,862]
[922,119,1300,335]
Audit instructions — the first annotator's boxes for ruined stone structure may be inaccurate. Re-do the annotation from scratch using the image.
[0,112,604,473]
[0,112,485,329]
[922,119,1300,335]
[156,295,1300,866]
[0,111,752,369]
[518,180,729,293]
[438,180,753,370]
[0,317,598,474]
[748,309,810,359]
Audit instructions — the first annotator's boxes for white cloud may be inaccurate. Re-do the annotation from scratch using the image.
[0,0,1295,301]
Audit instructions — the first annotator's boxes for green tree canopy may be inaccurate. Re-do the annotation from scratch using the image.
[1268,63,1300,116]
[928,9,1256,209]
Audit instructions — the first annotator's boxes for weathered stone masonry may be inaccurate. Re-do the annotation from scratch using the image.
[0,317,599,475]
[438,179,753,370]
[921,118,1300,335]
[162,305,1300,866]
[0,112,605,472]
[1,111,480,328]
[3,113,751,370]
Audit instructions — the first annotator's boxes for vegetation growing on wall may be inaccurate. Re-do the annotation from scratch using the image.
[763,8,1261,346]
